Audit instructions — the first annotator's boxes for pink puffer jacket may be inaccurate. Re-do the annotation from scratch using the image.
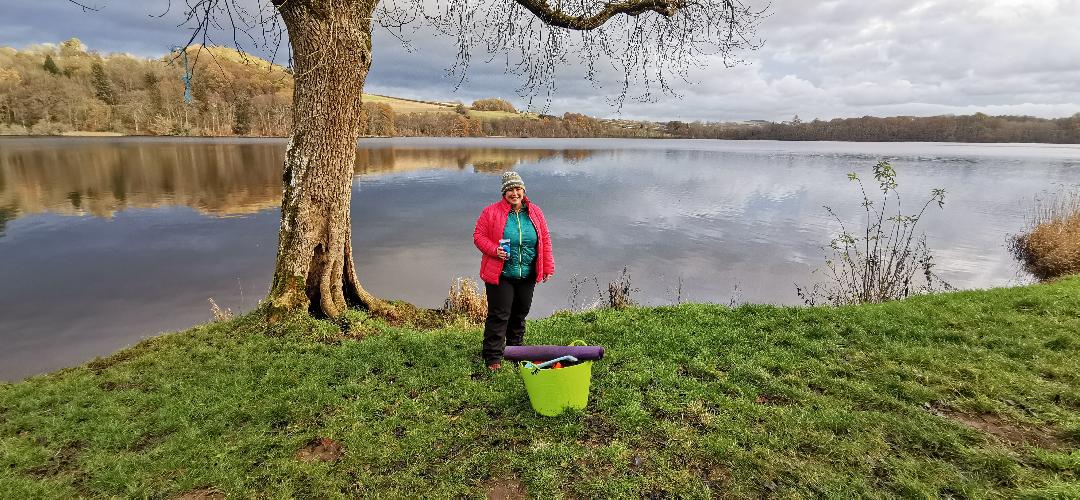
[473,196,554,285]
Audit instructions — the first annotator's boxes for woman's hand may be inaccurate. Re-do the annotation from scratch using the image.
[541,274,552,283]
[496,247,509,260]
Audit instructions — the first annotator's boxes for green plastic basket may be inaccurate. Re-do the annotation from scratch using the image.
[519,341,594,416]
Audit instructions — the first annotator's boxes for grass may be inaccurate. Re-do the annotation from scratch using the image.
[2,278,1079,498]
[362,94,530,121]
[363,94,456,115]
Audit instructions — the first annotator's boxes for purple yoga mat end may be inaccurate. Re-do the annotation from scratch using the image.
[503,345,605,361]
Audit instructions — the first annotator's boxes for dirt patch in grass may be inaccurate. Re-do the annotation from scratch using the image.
[368,300,459,330]
[99,380,147,391]
[26,441,83,478]
[581,413,618,447]
[755,393,793,406]
[174,487,225,500]
[694,463,733,495]
[86,349,140,374]
[130,431,168,452]
[1052,392,1080,411]
[943,410,1067,450]
[296,437,344,462]
[485,477,526,500]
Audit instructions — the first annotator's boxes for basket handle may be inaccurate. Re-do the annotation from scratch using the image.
[569,340,587,346]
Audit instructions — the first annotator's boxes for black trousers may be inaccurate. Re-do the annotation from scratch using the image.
[483,274,536,364]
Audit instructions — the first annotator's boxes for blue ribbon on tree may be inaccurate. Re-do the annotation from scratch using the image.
[172,46,193,104]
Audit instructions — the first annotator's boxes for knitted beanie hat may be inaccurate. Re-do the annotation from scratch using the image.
[501,171,526,193]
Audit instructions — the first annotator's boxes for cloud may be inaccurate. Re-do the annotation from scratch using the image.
[2,0,1079,122]
[838,80,916,106]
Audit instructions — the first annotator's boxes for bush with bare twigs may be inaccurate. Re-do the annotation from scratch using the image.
[208,297,233,321]
[797,161,951,306]
[444,277,487,323]
[565,274,604,312]
[607,267,639,309]
[563,268,640,312]
[1009,188,1080,280]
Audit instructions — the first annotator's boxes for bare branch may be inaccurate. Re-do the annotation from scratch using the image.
[513,0,686,31]
[417,0,767,108]
[151,0,173,18]
[134,0,765,111]
[67,0,101,12]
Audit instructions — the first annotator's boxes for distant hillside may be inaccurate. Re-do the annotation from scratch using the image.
[363,94,524,120]
[5,40,1076,142]
[1,40,639,138]
[0,41,295,136]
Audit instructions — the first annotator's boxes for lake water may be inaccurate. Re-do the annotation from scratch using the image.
[2,137,1079,380]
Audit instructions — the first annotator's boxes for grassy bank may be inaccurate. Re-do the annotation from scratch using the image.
[2,279,1079,498]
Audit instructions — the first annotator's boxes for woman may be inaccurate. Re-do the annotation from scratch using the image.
[473,171,555,370]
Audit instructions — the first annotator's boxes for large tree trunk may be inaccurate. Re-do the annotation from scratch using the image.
[268,0,382,318]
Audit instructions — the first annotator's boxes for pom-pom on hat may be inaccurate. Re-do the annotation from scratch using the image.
[501,171,526,193]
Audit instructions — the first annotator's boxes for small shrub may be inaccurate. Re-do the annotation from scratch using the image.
[565,269,639,311]
[208,298,233,321]
[43,54,61,75]
[1009,188,1080,280]
[608,266,639,309]
[797,161,950,305]
[444,277,487,323]
[566,273,605,312]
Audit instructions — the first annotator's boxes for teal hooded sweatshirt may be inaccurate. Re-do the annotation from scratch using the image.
[502,205,538,279]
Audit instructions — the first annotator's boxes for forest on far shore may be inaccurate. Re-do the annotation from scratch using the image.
[2,40,1079,143]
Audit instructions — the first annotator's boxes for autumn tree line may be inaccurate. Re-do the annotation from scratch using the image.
[0,41,662,139]
[0,40,292,136]
[2,41,1078,143]
[664,113,1080,144]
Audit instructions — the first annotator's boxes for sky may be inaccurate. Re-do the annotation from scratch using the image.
[2,0,1078,122]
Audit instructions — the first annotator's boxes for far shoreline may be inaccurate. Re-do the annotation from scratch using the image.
[3,133,1080,146]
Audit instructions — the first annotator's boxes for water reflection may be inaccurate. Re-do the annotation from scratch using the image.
[0,138,596,220]
[0,205,15,237]
[1,137,1078,381]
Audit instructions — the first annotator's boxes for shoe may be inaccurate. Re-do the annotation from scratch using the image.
[487,362,502,371]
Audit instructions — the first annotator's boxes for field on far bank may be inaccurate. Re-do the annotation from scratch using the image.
[1,279,1078,498]
[363,93,528,120]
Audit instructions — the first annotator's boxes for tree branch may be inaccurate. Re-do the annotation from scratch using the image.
[513,0,688,30]
[67,0,101,12]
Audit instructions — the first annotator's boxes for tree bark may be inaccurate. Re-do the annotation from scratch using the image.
[268,0,382,318]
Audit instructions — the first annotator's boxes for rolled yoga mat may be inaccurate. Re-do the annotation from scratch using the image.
[503,345,605,361]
